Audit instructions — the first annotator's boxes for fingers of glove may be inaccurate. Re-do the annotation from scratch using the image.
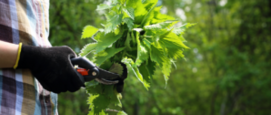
[67,74,84,92]
[53,77,69,93]
[51,84,68,94]
[55,46,77,58]
[67,80,82,92]
[47,58,83,93]
[63,65,85,92]
[37,78,68,94]
[57,77,69,93]
[50,52,84,92]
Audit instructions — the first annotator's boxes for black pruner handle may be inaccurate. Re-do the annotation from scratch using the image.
[71,57,99,82]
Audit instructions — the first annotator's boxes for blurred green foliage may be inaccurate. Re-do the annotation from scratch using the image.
[49,0,271,115]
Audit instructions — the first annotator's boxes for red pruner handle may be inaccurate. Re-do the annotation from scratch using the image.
[76,68,89,76]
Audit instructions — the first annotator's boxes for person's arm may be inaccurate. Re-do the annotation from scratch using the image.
[0,40,122,93]
[0,40,86,93]
[0,40,19,68]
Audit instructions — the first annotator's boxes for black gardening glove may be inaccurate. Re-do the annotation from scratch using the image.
[17,44,84,93]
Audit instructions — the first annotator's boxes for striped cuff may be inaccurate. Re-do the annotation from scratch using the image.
[13,43,23,69]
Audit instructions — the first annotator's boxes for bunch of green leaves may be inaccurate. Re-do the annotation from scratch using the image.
[80,0,194,114]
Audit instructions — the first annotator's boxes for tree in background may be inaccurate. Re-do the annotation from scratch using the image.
[49,0,271,114]
[159,0,271,114]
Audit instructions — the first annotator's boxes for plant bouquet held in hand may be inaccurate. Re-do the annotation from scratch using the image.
[79,0,194,114]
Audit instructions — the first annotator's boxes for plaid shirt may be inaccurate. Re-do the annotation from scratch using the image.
[0,0,58,115]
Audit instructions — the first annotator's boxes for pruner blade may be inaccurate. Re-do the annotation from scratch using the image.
[71,57,121,85]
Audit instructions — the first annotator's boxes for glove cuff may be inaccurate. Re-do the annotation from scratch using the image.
[16,44,41,69]
[13,43,23,69]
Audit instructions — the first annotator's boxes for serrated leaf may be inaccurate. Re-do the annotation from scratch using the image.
[146,59,156,79]
[151,6,175,24]
[87,85,102,95]
[150,44,166,65]
[143,0,158,11]
[109,63,124,76]
[96,4,116,10]
[122,18,134,31]
[162,57,171,86]
[141,3,156,26]
[138,63,151,84]
[87,85,121,115]
[142,38,152,48]
[95,47,125,66]
[159,31,188,59]
[85,80,99,88]
[87,94,99,108]
[124,32,132,50]
[144,20,178,30]
[132,1,148,24]
[152,14,175,23]
[80,43,97,57]
[135,32,149,66]
[81,25,99,39]
[122,57,150,90]
[136,44,149,65]
[99,60,113,70]
[168,48,185,59]
[95,31,123,53]
[173,23,196,36]
[122,7,135,20]
[104,11,123,33]
[92,95,109,114]
[87,92,107,114]
[160,31,189,49]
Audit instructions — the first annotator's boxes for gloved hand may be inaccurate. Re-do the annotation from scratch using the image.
[15,44,84,93]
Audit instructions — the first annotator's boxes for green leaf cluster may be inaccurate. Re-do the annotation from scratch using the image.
[86,81,123,115]
[80,0,194,114]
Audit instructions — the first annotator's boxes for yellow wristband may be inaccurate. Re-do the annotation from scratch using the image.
[13,43,23,69]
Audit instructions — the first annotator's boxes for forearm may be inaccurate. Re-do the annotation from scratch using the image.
[0,40,19,68]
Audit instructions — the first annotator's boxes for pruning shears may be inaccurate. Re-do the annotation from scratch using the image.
[71,57,121,85]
